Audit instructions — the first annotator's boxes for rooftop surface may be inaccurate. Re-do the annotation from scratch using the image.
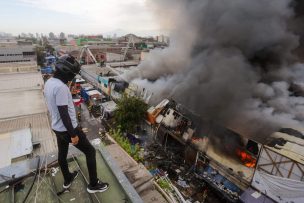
[0,71,57,158]
[0,90,46,119]
[0,72,46,119]
[82,64,118,78]
[0,72,43,91]
[0,144,143,203]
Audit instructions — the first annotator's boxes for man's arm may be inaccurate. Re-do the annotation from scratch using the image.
[57,105,79,145]
[57,105,75,137]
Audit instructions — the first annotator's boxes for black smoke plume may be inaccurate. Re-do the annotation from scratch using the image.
[124,0,304,143]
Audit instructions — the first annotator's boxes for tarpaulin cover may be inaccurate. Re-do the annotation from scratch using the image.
[252,170,304,203]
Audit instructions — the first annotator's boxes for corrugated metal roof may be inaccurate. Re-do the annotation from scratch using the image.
[0,113,57,155]
[0,89,47,119]
[0,72,43,91]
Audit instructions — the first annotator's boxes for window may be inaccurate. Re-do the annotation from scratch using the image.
[23,51,35,56]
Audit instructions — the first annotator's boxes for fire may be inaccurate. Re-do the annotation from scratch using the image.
[236,149,256,168]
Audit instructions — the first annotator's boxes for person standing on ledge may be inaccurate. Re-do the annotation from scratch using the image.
[44,54,109,193]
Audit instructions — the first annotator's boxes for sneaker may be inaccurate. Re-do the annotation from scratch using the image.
[87,180,109,193]
[63,171,79,189]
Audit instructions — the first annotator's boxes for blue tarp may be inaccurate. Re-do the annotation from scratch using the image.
[80,89,90,102]
[45,56,56,65]
[41,66,53,74]
[45,56,56,60]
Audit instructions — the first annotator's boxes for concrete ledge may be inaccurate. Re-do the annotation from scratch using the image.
[97,145,144,203]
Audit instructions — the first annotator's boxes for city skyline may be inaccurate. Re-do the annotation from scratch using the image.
[0,0,166,37]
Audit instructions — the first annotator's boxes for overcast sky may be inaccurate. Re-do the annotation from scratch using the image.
[0,0,164,36]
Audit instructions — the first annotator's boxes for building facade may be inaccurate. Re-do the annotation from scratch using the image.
[0,45,36,64]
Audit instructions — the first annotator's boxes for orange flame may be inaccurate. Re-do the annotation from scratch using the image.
[236,149,256,168]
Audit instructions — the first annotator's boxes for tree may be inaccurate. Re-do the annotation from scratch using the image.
[35,41,55,67]
[114,94,148,133]
[45,44,55,54]
[35,46,45,67]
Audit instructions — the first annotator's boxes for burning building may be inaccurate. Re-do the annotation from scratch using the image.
[126,1,304,200]
[124,0,304,145]
[148,98,304,202]
[192,124,261,189]
[147,99,261,201]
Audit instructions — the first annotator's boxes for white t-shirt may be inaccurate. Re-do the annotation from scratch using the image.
[44,77,78,132]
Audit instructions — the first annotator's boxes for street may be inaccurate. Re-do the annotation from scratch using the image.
[78,103,103,140]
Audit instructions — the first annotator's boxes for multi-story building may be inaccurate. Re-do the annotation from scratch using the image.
[156,35,170,44]
[0,45,36,64]
[49,32,55,39]
[59,32,65,39]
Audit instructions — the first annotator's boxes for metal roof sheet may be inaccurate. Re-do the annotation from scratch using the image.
[0,113,57,155]
[0,128,33,168]
[9,128,33,159]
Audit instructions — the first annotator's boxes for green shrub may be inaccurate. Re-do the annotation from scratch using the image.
[114,94,148,132]
[157,179,171,191]
[109,127,144,163]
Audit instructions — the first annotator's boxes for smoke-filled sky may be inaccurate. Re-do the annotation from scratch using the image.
[124,0,304,142]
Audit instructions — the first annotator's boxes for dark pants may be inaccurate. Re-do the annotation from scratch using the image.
[54,127,98,186]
